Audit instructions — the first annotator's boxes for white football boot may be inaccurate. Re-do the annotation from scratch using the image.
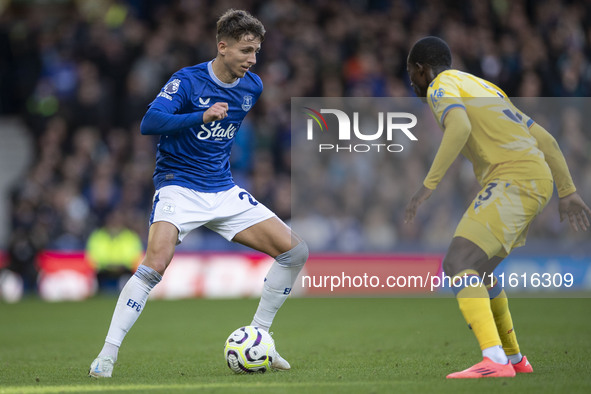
[89,356,115,378]
[270,348,291,371]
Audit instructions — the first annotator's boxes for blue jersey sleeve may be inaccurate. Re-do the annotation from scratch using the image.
[140,73,205,135]
[140,108,203,135]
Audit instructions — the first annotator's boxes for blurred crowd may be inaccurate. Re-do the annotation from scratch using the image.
[1,0,590,281]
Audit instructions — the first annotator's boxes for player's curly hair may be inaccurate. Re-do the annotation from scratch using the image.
[216,9,265,43]
[408,36,452,67]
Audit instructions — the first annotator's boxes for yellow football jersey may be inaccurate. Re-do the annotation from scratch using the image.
[427,69,552,187]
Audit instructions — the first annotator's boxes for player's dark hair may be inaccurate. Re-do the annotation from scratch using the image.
[408,36,452,67]
[216,9,265,43]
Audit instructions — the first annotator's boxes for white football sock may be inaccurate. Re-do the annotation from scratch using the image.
[482,345,509,365]
[98,265,162,361]
[251,242,308,332]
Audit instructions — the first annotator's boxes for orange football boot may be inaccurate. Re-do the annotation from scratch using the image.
[512,355,533,373]
[446,357,516,379]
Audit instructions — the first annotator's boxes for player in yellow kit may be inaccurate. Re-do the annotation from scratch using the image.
[404,37,591,379]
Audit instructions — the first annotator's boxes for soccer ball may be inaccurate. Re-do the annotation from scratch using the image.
[224,326,275,373]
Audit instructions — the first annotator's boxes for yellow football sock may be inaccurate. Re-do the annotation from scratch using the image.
[453,269,502,351]
[487,277,520,356]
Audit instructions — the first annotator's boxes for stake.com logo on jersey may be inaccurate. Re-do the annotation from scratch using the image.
[197,121,237,141]
[303,107,418,153]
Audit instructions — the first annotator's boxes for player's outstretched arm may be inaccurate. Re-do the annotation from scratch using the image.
[405,107,471,223]
[422,107,471,190]
[559,192,591,232]
[529,123,576,198]
[527,122,591,230]
[140,108,203,135]
[140,102,228,135]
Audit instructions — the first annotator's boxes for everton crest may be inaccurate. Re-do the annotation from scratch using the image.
[241,95,253,111]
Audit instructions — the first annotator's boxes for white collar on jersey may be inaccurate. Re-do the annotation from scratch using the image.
[208,60,240,88]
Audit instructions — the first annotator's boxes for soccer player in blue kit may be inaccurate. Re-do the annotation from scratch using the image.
[89,9,308,377]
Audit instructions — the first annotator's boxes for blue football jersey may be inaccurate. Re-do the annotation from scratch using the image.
[146,60,262,192]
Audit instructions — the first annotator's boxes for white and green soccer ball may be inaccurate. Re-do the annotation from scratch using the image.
[224,326,275,373]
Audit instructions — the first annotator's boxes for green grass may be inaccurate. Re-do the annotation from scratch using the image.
[1,296,590,393]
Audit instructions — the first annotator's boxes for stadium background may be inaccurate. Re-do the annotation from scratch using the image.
[0,0,590,299]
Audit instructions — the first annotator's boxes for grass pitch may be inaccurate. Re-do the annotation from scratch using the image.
[1,296,590,393]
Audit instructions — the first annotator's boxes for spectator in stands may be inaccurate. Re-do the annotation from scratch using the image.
[85,208,143,293]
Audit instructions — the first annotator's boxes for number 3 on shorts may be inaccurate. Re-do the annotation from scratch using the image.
[477,182,498,201]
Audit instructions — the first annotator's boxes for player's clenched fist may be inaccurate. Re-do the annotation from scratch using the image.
[203,102,229,123]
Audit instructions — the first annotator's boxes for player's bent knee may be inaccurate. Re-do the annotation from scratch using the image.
[141,252,173,275]
[276,241,309,268]
[142,245,175,275]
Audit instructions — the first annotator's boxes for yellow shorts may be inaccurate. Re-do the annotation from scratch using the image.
[454,179,553,259]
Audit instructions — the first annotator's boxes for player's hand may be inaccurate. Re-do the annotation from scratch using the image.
[404,185,433,224]
[559,192,591,231]
[203,102,229,123]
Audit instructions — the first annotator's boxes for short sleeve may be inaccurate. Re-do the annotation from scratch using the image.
[427,73,465,126]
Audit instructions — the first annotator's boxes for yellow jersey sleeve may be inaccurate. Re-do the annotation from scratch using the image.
[423,107,471,190]
[427,72,465,127]
[529,123,576,197]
